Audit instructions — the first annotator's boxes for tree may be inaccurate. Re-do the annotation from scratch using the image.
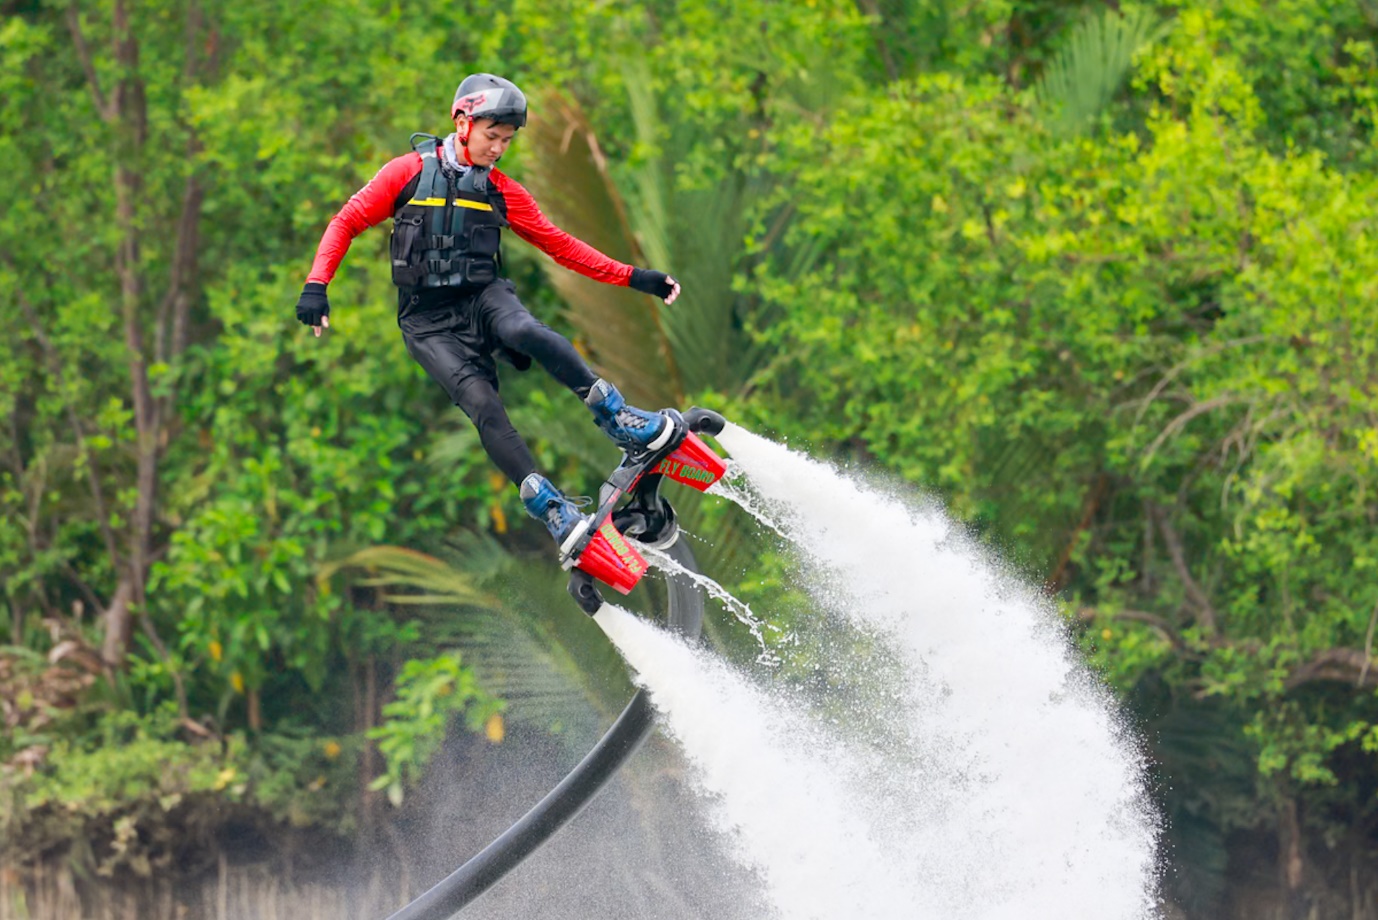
[746,18,1378,908]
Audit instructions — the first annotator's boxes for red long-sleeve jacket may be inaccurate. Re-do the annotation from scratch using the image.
[306,152,634,288]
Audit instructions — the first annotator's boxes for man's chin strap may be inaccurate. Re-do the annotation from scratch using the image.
[441,133,472,173]
[445,120,507,168]
[458,120,474,165]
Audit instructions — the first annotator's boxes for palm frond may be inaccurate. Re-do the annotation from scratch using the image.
[660,180,757,395]
[321,540,629,738]
[622,66,673,273]
[423,424,481,471]
[521,91,681,408]
[318,545,495,608]
[446,542,644,728]
[618,62,764,397]
[1035,6,1164,138]
[445,606,623,733]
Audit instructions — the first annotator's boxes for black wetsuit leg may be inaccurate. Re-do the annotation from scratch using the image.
[450,376,535,485]
[478,280,598,398]
[399,300,537,486]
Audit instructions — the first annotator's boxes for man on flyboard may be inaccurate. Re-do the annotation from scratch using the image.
[295,74,681,549]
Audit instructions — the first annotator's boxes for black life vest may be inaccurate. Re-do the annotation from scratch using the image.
[390,135,508,290]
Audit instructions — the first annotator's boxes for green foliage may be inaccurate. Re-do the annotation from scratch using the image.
[739,7,1378,907]
[15,705,233,813]
[367,653,501,807]
[0,0,519,874]
[1,704,353,875]
[1160,0,1378,168]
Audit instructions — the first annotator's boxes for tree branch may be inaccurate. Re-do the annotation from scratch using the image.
[1131,336,1268,429]
[853,0,899,81]
[155,0,206,369]
[1149,502,1218,635]
[60,562,106,621]
[1045,473,1110,593]
[138,608,190,721]
[1361,597,1378,687]
[1285,648,1378,690]
[1143,394,1243,462]
[153,166,203,368]
[66,3,114,121]
[111,0,146,146]
[182,0,203,84]
[100,579,135,670]
[1078,605,1187,651]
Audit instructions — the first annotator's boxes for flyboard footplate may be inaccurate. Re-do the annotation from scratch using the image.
[564,407,729,614]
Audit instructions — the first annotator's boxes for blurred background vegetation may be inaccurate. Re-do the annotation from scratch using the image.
[1,0,1376,917]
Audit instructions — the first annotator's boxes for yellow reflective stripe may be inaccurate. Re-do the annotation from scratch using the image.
[405,197,494,211]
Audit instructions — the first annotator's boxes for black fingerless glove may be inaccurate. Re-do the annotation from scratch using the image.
[295,282,330,326]
[628,268,675,300]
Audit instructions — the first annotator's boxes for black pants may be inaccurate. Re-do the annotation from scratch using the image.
[399,280,597,485]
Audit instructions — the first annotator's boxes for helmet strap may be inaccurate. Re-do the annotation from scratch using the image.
[457,117,475,165]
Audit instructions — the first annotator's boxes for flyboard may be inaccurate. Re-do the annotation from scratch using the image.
[384,408,728,920]
[561,407,728,615]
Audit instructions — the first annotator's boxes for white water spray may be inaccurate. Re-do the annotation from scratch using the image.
[645,546,781,665]
[594,605,919,918]
[601,424,1160,919]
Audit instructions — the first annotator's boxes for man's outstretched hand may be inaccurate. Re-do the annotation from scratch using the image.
[296,282,331,337]
[629,268,681,305]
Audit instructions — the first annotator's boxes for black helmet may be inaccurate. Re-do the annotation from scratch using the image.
[451,73,528,127]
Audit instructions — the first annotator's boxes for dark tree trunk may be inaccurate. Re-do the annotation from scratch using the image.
[65,0,210,726]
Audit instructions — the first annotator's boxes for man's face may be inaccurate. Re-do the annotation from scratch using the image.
[456,115,517,167]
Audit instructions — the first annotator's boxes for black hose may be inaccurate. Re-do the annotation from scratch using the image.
[384,538,704,920]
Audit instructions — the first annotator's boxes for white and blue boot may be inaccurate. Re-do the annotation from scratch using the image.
[585,379,674,457]
[520,473,589,553]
